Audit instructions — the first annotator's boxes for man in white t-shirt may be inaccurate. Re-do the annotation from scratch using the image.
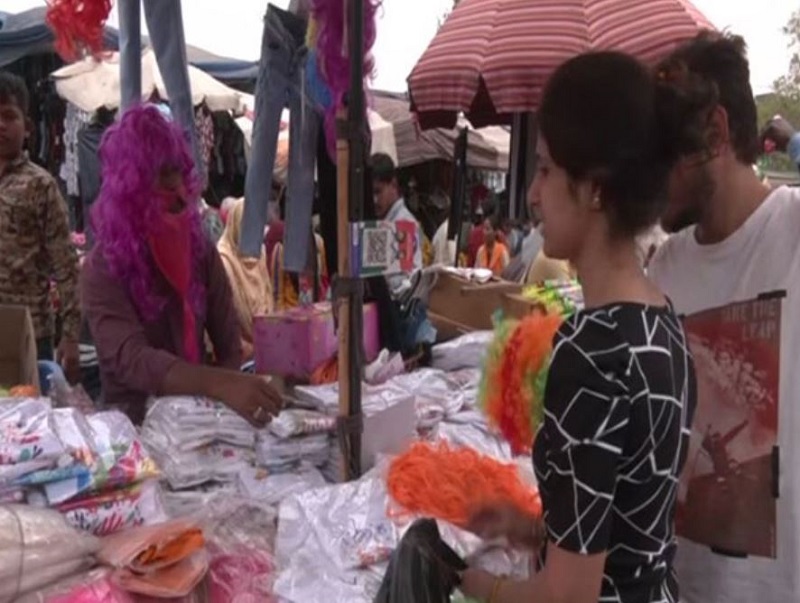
[649,31,800,603]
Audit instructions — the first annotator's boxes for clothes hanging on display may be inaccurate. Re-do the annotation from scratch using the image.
[117,0,202,176]
[240,4,319,274]
[60,103,92,197]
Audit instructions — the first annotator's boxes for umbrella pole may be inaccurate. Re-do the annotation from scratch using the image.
[337,0,366,482]
[336,107,354,481]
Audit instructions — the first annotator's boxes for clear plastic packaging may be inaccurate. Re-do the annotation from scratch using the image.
[237,463,326,505]
[0,504,99,601]
[0,399,63,484]
[431,331,494,372]
[269,409,336,439]
[255,433,331,471]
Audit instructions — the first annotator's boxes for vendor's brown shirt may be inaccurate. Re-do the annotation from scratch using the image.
[81,243,242,424]
[0,154,80,340]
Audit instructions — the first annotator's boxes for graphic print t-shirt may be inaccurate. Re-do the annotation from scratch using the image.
[533,304,696,603]
[648,186,800,603]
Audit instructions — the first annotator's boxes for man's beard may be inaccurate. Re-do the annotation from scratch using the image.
[662,165,716,234]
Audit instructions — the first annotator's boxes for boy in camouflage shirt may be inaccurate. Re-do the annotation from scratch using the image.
[0,71,80,382]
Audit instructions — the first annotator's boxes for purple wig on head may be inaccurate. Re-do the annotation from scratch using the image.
[312,0,381,158]
[91,104,206,321]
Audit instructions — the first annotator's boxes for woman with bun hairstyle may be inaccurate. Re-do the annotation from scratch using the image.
[459,52,697,603]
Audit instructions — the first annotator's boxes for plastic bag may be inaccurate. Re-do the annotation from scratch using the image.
[98,519,208,598]
[431,331,494,372]
[374,519,466,603]
[0,505,99,601]
[237,463,326,505]
[269,409,336,439]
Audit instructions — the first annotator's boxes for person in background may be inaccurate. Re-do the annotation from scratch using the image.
[474,215,510,276]
[460,51,696,603]
[648,31,800,603]
[219,196,239,225]
[371,153,423,296]
[268,220,328,310]
[82,105,282,426]
[466,205,486,268]
[217,198,274,361]
[0,71,81,382]
[762,115,800,173]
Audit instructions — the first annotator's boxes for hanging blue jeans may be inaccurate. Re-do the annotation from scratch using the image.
[117,0,203,177]
[239,5,319,273]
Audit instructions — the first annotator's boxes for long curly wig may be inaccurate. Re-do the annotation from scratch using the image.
[91,105,206,321]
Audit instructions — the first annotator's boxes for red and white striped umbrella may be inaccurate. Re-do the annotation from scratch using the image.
[409,0,714,129]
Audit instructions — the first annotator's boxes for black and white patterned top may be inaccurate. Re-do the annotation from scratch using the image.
[533,304,697,603]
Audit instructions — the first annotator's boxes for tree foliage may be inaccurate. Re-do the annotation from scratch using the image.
[773,8,800,101]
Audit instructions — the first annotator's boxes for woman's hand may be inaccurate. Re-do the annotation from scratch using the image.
[220,373,283,428]
[468,502,546,550]
[459,568,500,601]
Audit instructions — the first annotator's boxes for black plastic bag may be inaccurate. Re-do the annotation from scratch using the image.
[374,519,467,603]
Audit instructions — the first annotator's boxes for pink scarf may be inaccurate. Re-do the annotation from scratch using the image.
[148,191,200,364]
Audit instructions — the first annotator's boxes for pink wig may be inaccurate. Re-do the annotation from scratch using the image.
[91,104,206,321]
[312,0,381,157]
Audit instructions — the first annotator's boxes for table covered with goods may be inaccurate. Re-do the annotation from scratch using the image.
[0,281,583,603]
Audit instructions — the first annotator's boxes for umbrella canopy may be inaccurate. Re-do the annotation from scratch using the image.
[409,0,713,129]
[373,91,509,170]
[51,48,244,114]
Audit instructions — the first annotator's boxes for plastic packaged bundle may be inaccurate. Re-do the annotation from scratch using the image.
[144,434,255,490]
[256,433,330,471]
[431,331,494,372]
[143,397,256,451]
[54,479,166,537]
[13,407,99,486]
[374,519,466,603]
[0,398,64,483]
[269,409,336,439]
[0,505,100,601]
[98,519,208,598]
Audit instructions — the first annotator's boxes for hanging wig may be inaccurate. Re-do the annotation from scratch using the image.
[480,313,563,455]
[46,0,113,61]
[91,105,205,321]
[311,0,381,158]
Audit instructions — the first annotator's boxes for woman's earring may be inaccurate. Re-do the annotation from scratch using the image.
[592,194,602,209]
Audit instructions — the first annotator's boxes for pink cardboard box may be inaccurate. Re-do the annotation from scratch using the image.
[253,302,380,379]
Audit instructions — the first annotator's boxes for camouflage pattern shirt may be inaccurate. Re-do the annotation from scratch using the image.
[0,154,80,341]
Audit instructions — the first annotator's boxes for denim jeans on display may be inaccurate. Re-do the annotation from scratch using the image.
[239,5,319,273]
[118,0,203,176]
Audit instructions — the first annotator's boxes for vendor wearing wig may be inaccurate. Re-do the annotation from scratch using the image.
[82,105,282,426]
[459,53,697,603]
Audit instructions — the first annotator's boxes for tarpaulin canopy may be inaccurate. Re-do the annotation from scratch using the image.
[51,49,244,114]
[0,7,257,85]
[373,91,509,171]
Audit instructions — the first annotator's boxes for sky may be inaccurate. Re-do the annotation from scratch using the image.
[3,0,797,94]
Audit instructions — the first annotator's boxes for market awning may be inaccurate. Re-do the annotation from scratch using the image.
[51,48,244,114]
[235,98,398,182]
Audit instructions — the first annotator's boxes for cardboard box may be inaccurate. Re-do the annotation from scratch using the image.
[253,302,380,379]
[0,305,40,393]
[427,272,521,331]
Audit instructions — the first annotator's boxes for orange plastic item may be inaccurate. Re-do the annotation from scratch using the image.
[387,442,542,528]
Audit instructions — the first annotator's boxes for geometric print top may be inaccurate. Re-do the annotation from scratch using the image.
[533,303,697,603]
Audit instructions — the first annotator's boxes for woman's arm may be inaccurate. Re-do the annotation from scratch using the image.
[462,546,606,603]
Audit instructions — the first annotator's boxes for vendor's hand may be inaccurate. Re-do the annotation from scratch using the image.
[468,502,545,550]
[222,373,283,428]
[57,339,81,385]
[459,568,499,601]
[761,116,796,153]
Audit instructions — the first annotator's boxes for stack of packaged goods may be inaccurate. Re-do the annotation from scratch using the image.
[0,398,163,537]
[141,397,257,494]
